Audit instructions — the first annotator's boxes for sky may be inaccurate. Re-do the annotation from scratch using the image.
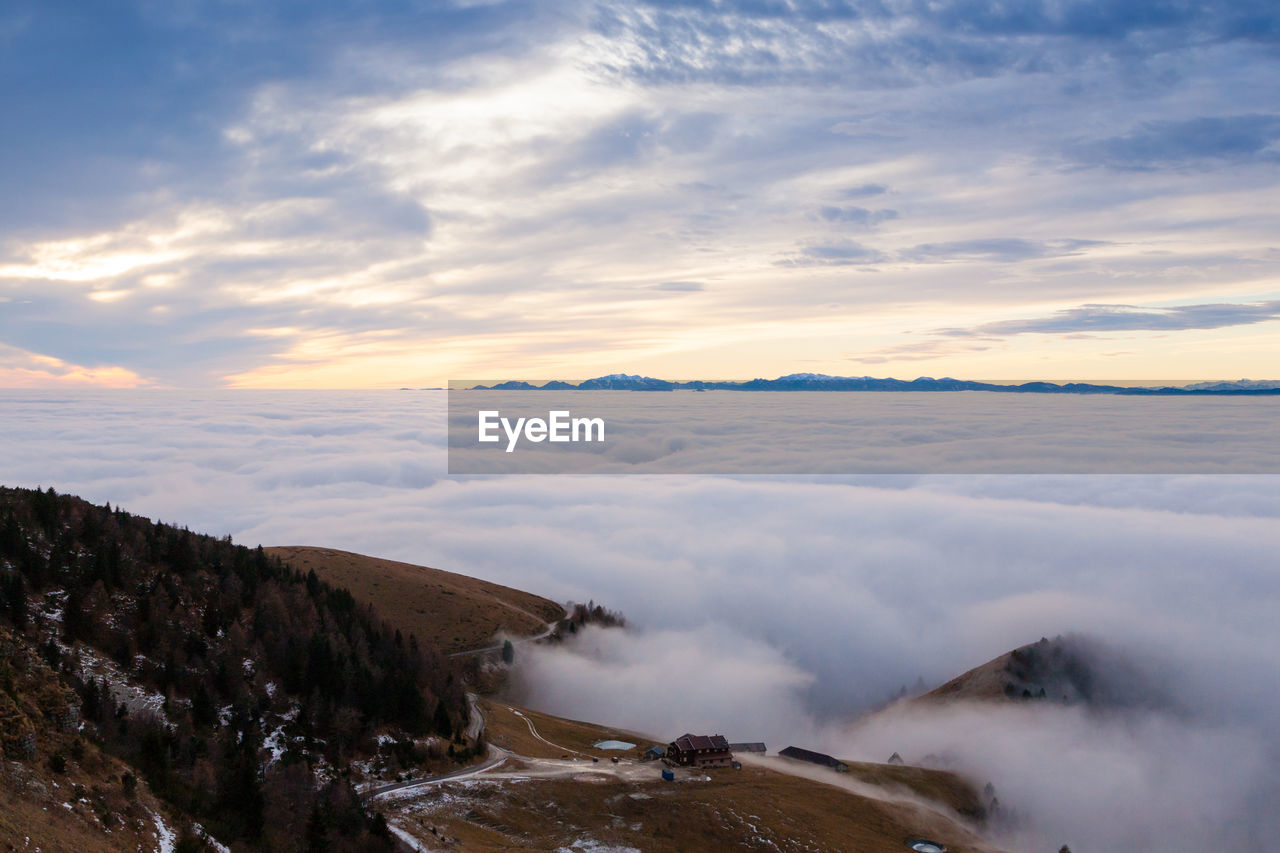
[4,389,1280,850]
[2,0,1279,387]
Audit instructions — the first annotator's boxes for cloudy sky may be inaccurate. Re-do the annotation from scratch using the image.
[1,0,1278,387]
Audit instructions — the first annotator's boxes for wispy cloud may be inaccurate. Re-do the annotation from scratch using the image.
[776,241,888,266]
[901,238,1106,263]
[818,205,899,226]
[588,0,1280,86]
[941,300,1280,337]
[0,343,154,388]
[841,183,889,198]
[849,340,992,364]
[1072,114,1280,170]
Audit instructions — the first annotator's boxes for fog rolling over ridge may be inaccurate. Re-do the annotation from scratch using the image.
[3,390,1280,851]
[513,628,1280,852]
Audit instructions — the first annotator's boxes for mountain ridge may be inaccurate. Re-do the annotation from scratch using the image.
[913,634,1169,711]
[468,374,1280,394]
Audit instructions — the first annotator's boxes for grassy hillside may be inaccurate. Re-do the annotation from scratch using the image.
[843,760,986,821]
[481,697,660,760]
[429,697,994,851]
[918,649,1021,703]
[387,759,1000,853]
[916,634,1158,710]
[265,546,565,654]
[0,625,175,853]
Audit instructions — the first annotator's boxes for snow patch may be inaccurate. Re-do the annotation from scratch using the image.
[70,644,168,722]
[556,840,642,853]
[263,725,288,767]
[151,810,176,853]
[191,823,231,853]
[388,823,440,852]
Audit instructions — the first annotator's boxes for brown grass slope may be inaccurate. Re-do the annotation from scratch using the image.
[459,700,996,851]
[918,650,1019,704]
[914,634,1139,709]
[0,764,166,853]
[481,697,660,760]
[392,763,1000,853]
[0,626,172,853]
[844,761,986,821]
[266,546,565,654]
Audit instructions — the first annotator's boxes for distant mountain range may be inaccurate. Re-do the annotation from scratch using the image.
[470,373,1280,394]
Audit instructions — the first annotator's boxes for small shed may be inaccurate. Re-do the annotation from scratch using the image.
[779,745,849,772]
[643,745,667,760]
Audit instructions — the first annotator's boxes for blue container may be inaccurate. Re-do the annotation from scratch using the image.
[661,769,675,781]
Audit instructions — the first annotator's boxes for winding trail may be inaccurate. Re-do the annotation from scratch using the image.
[363,745,510,801]
[363,693,498,801]
[362,617,563,799]
[360,623,649,853]
[463,691,485,742]
[361,692,643,804]
[447,618,558,659]
[509,707,586,757]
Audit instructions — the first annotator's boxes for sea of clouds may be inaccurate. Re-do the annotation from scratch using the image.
[3,389,1279,851]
